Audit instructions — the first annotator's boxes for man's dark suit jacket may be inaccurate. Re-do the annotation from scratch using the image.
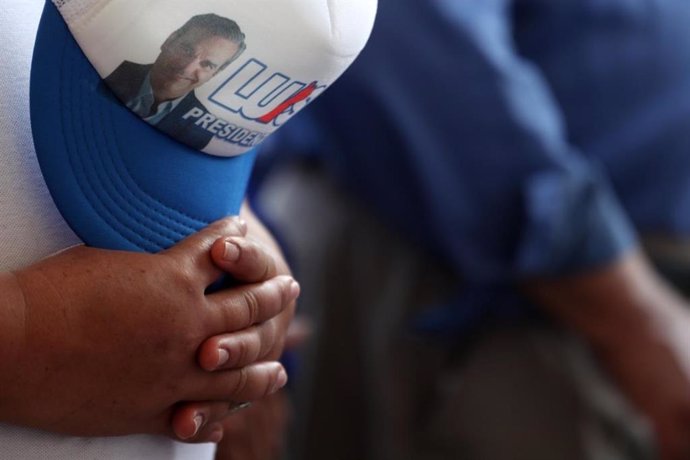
[104,61,213,150]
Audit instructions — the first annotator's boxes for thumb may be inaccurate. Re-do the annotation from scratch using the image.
[161,217,248,283]
[210,236,280,283]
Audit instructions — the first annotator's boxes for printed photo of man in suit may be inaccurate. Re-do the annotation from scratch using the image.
[105,14,246,150]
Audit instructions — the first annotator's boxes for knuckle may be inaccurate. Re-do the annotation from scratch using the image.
[246,329,264,363]
[259,255,275,281]
[256,283,283,322]
[241,289,261,326]
[243,239,274,280]
[258,321,278,359]
[263,366,281,398]
[260,245,278,280]
[230,367,250,398]
[254,244,276,280]
[171,265,198,299]
[234,336,249,367]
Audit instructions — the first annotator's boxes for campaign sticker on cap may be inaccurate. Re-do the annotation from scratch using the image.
[54,0,376,157]
[31,0,376,252]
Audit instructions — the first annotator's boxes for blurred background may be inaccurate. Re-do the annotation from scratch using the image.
[248,0,690,459]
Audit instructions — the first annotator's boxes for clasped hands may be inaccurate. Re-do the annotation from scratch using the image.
[0,216,298,444]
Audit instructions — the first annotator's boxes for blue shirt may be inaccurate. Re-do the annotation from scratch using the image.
[255,0,690,335]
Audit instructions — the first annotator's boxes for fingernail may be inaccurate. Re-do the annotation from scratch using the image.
[290,280,301,300]
[223,239,240,262]
[271,368,288,394]
[216,348,229,368]
[192,414,204,437]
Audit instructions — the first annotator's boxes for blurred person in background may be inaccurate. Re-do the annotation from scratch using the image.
[250,0,690,459]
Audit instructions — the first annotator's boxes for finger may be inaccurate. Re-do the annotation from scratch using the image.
[198,321,279,371]
[171,401,235,443]
[211,237,279,283]
[188,361,288,403]
[205,276,299,334]
[162,217,248,284]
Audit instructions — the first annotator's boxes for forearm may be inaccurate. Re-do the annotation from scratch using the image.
[524,249,690,459]
[0,272,26,417]
[522,248,686,352]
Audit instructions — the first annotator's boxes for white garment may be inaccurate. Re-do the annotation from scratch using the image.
[0,2,214,458]
[0,1,81,271]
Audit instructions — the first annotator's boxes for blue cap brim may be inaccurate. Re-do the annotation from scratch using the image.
[30,1,256,253]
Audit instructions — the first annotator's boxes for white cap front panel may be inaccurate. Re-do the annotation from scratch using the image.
[53,0,377,157]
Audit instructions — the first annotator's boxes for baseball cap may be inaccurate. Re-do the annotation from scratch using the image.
[31,0,376,252]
